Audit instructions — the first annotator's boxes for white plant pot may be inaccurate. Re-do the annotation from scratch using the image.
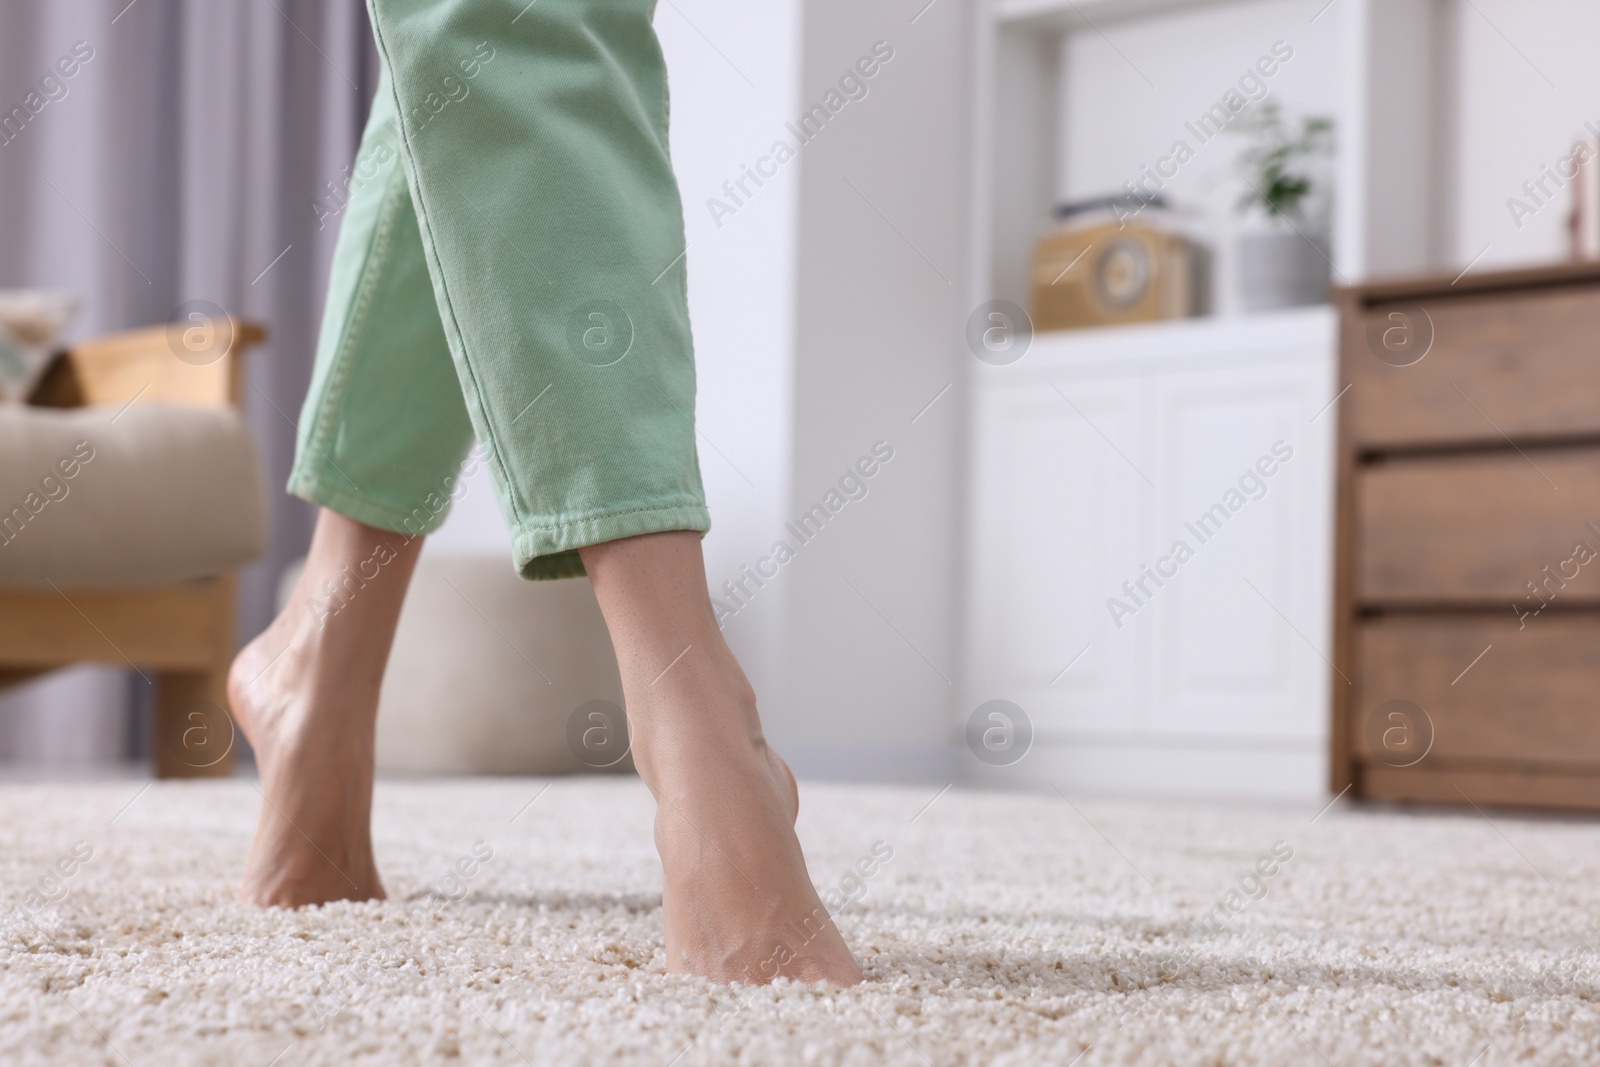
[1238,230,1330,312]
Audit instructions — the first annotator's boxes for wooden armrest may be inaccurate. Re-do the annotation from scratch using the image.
[28,316,266,410]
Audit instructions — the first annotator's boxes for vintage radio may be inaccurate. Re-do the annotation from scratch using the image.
[1030,198,1205,331]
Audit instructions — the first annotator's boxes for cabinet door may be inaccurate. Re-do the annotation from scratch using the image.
[966,377,1148,733]
[1144,361,1333,739]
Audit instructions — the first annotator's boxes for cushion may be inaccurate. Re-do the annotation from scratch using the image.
[0,403,267,589]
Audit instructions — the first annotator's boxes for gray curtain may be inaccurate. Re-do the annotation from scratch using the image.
[0,0,379,764]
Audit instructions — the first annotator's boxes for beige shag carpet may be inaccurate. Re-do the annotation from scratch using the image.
[1,777,1597,1066]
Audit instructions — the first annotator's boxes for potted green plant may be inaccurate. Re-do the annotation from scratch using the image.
[1231,104,1334,311]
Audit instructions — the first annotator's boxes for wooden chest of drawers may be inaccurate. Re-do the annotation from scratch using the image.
[1332,262,1600,811]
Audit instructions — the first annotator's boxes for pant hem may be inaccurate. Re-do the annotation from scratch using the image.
[287,471,447,540]
[512,502,710,580]
[292,472,709,582]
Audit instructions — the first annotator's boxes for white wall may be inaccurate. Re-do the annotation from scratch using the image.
[1058,0,1345,314]
[1047,0,1600,283]
[775,0,973,782]
[654,0,802,695]
[1440,0,1600,270]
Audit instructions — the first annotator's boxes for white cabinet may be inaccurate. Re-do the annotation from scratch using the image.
[955,0,1443,799]
[963,308,1336,800]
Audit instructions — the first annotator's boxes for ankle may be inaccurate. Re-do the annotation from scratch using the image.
[228,614,386,749]
[624,648,759,729]
[263,592,392,676]
[627,698,781,805]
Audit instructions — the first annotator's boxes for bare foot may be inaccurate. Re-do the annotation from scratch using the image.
[230,632,384,906]
[581,532,864,986]
[645,696,863,985]
[230,511,421,908]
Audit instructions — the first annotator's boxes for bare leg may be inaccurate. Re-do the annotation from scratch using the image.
[229,509,422,907]
[580,531,863,985]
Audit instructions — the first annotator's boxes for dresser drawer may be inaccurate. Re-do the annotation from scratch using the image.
[1358,448,1600,604]
[1357,764,1600,810]
[1346,285,1600,449]
[1353,614,1600,767]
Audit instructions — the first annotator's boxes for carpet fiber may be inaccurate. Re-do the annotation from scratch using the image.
[0,777,1597,1065]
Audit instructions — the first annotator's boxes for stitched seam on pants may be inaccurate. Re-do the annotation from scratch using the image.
[651,38,692,316]
[304,161,407,466]
[367,11,532,530]
[520,500,708,536]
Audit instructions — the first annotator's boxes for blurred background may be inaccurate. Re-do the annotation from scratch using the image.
[3,0,1598,810]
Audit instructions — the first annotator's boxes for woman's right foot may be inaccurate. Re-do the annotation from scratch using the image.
[631,655,865,985]
[581,531,864,986]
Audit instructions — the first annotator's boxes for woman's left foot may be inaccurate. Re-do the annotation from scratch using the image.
[230,618,386,908]
[230,511,419,908]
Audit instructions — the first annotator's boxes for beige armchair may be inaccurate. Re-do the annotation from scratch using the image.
[0,319,268,777]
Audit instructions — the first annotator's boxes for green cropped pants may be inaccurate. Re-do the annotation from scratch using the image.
[288,0,708,580]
